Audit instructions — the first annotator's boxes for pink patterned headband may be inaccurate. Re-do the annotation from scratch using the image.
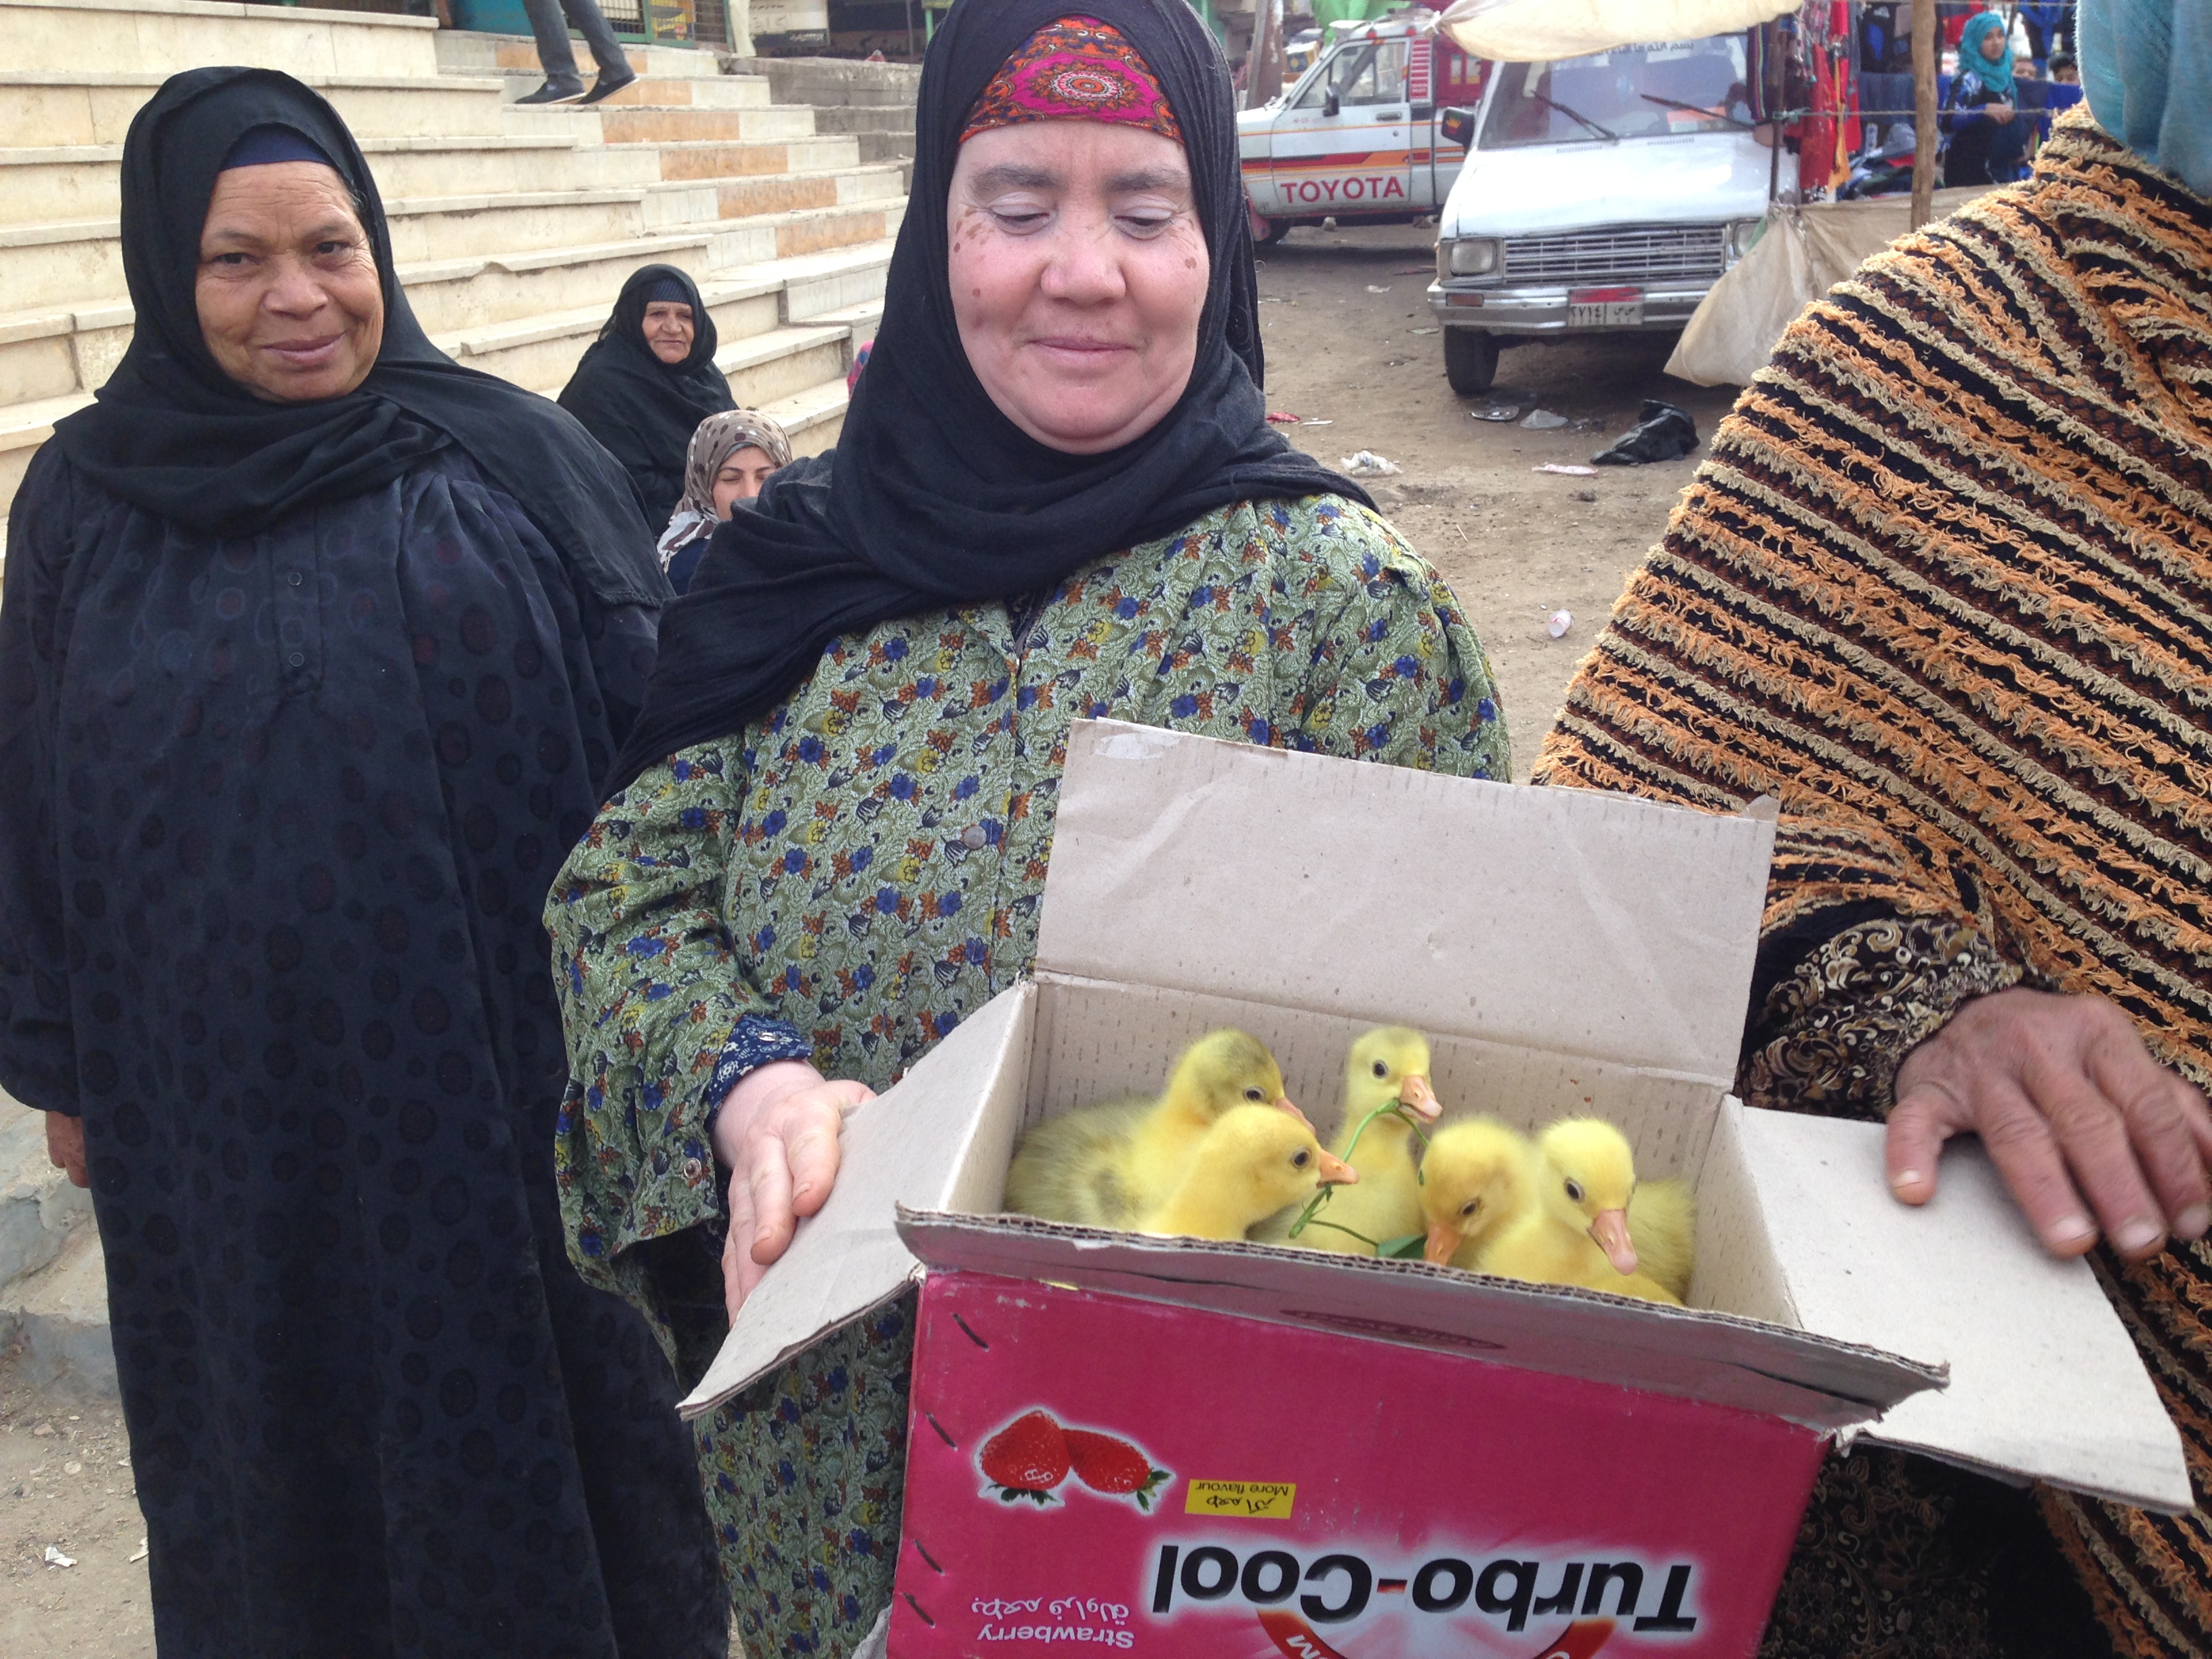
[960,16,1183,146]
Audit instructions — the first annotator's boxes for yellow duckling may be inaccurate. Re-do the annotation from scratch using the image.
[1417,1118,1538,1269]
[1478,1118,1687,1306]
[1139,1104,1357,1242]
[1002,1029,1301,1227]
[1300,1027,1444,1256]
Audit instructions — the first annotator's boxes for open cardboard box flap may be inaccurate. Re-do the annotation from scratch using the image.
[682,722,2191,1513]
[1035,720,1773,1085]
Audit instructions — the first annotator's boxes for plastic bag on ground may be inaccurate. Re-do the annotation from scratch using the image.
[1591,400,1699,466]
[1338,451,1403,477]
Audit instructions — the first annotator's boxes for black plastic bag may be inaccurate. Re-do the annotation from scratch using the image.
[1591,400,1699,466]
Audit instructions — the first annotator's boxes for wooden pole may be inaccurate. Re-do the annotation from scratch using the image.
[1910,0,1938,228]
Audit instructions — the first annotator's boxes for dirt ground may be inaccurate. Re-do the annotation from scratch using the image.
[0,221,1744,1656]
[0,1360,151,1658]
[1256,221,1740,776]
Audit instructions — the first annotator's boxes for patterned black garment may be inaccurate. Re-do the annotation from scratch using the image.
[0,444,726,1659]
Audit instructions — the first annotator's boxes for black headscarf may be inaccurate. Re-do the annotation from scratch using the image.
[605,0,1366,790]
[556,264,735,527]
[49,68,667,609]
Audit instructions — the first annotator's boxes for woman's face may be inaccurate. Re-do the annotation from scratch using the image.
[644,300,697,364]
[1978,29,2005,62]
[947,121,1209,454]
[195,161,384,403]
[711,445,777,516]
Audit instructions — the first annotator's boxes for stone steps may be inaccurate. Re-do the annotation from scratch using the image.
[0,236,895,503]
[1,69,518,146]
[433,30,724,83]
[0,1107,108,1397]
[0,1222,114,1397]
[0,139,901,233]
[1,0,444,80]
[0,180,903,314]
[495,70,769,110]
[0,0,903,536]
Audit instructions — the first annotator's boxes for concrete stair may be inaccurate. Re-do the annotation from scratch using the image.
[0,1105,110,1397]
[0,1,905,515]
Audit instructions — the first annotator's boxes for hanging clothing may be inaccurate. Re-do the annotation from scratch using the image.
[602,0,1368,793]
[3,68,722,1659]
[558,263,736,536]
[655,408,794,593]
[1534,113,2212,1659]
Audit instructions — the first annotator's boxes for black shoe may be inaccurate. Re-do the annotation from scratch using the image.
[515,77,588,104]
[579,68,638,105]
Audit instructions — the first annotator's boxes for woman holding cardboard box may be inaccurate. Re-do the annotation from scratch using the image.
[1536,1,2212,1653]
[543,1,1509,1651]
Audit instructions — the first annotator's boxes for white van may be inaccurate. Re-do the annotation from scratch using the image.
[1238,10,1490,243]
[1426,35,1770,392]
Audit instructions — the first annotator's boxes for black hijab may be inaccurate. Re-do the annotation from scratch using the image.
[605,0,1366,790]
[556,264,735,523]
[49,68,667,609]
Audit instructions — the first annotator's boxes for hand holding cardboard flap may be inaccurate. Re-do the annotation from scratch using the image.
[1722,1103,2194,1513]
[680,986,1038,1416]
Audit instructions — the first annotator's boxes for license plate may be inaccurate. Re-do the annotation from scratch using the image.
[1568,286,1644,327]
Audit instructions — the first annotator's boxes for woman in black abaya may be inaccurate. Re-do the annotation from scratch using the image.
[558,264,736,531]
[4,68,724,1658]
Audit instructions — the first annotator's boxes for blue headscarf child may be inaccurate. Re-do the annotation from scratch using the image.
[1959,12,2018,100]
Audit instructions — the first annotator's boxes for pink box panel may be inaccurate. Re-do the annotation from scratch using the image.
[890,1272,1825,1659]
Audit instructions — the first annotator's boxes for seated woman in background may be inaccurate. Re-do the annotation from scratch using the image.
[558,263,735,529]
[657,408,794,592]
[1942,10,2034,185]
[545,1,1508,1652]
[1537,1,2212,1652]
[6,68,722,1658]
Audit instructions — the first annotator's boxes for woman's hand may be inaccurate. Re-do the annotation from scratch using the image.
[45,1111,88,1188]
[1988,100,2015,123]
[710,1060,876,1317]
[1888,989,2212,1259]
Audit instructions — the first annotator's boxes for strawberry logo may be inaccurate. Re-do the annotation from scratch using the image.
[980,1410,1072,1504]
[977,1411,1172,1511]
[1065,1428,1171,1512]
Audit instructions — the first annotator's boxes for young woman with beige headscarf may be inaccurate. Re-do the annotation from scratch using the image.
[657,408,795,592]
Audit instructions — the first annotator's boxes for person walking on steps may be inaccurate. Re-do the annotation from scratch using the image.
[516,0,639,105]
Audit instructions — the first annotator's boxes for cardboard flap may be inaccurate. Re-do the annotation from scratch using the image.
[1732,1104,2194,1513]
[678,985,1037,1418]
[897,1207,1944,1431]
[1036,720,1776,1083]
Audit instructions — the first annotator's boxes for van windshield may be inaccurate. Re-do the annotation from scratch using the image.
[1477,36,1750,148]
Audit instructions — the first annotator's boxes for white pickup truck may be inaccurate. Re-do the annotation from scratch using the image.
[1237,9,1490,243]
[1426,34,1770,392]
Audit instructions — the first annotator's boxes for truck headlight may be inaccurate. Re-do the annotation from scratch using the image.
[1447,238,1501,277]
[1724,218,1766,261]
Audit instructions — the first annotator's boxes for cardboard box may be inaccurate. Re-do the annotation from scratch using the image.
[684,720,2189,1658]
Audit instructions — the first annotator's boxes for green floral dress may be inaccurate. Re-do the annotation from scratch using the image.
[547,494,1509,1656]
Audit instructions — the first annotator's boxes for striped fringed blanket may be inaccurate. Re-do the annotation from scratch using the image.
[1534,113,2212,1656]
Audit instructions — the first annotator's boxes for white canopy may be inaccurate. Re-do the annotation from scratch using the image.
[1437,0,1798,62]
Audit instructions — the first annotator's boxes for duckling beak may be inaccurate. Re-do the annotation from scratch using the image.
[1424,1223,1462,1265]
[1315,1149,1357,1185]
[1275,1094,1315,1132]
[1397,1073,1442,1122]
[1589,1208,1639,1275]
